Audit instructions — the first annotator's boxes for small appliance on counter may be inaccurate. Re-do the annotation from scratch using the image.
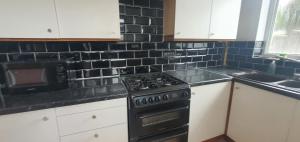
[122,72,191,142]
[0,61,68,95]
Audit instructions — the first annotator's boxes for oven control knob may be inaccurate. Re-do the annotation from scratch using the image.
[142,98,147,104]
[163,95,169,101]
[154,96,161,102]
[135,99,141,106]
[148,97,154,103]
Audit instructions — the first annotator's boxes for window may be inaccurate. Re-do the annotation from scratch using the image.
[266,0,300,55]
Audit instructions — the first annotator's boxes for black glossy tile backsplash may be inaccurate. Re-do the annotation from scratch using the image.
[0,0,224,81]
[226,41,300,77]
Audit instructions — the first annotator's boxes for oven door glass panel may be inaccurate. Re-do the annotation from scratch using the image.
[139,129,188,142]
[136,106,189,137]
[6,68,47,87]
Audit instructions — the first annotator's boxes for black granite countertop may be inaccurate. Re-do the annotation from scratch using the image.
[0,78,128,115]
[167,69,233,87]
[206,67,300,100]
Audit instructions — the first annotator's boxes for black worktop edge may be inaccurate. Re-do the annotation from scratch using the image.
[0,93,128,116]
[189,78,233,87]
[234,78,300,100]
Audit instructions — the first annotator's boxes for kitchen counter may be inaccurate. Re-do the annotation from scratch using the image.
[167,69,233,87]
[0,78,128,115]
[206,67,300,100]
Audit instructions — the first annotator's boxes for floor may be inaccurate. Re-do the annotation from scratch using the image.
[203,135,233,142]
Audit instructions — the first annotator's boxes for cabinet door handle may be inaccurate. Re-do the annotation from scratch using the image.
[191,92,196,95]
[209,33,215,36]
[175,32,181,35]
[94,134,99,138]
[92,115,97,119]
[42,116,49,121]
[47,28,52,33]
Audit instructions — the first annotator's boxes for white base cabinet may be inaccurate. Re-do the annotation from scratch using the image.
[188,82,231,142]
[0,98,128,142]
[287,101,300,142]
[0,109,59,142]
[228,83,297,142]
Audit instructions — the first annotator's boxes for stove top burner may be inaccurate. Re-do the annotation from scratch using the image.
[123,73,184,92]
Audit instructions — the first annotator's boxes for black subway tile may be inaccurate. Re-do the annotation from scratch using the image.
[135,51,148,58]
[60,52,80,61]
[142,8,156,17]
[69,43,90,51]
[135,16,150,25]
[127,59,141,66]
[9,53,34,62]
[182,43,193,49]
[150,65,162,72]
[135,66,149,73]
[120,67,135,75]
[181,57,192,63]
[169,58,180,63]
[157,42,169,49]
[156,58,168,64]
[123,34,135,42]
[119,0,133,5]
[187,63,197,69]
[207,61,216,67]
[127,43,141,50]
[134,0,149,7]
[151,18,163,25]
[197,62,207,68]
[119,51,134,59]
[110,43,126,50]
[121,15,134,24]
[90,43,108,51]
[150,0,163,8]
[150,51,162,57]
[0,54,7,62]
[92,61,109,68]
[163,64,174,71]
[142,43,156,50]
[143,58,155,65]
[135,34,150,42]
[82,52,100,60]
[170,42,182,49]
[125,6,141,16]
[126,25,141,33]
[111,60,126,67]
[36,53,58,61]
[20,42,46,52]
[151,35,163,42]
[84,69,100,78]
[102,68,119,76]
[101,53,118,59]
[143,26,156,34]
[156,9,164,17]
[175,63,186,70]
[0,43,19,53]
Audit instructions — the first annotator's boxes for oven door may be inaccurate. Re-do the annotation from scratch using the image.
[138,128,188,142]
[135,105,189,137]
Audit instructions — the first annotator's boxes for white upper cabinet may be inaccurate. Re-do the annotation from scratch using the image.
[174,0,212,39]
[209,0,242,39]
[0,109,59,142]
[0,0,60,38]
[55,0,121,39]
[0,0,120,40]
[164,0,242,40]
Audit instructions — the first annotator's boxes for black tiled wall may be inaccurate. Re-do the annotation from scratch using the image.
[226,41,300,77]
[0,0,224,81]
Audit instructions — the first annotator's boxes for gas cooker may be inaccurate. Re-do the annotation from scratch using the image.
[122,72,189,95]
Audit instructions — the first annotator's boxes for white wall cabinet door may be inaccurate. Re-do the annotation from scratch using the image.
[287,101,300,142]
[0,0,59,38]
[55,0,120,39]
[0,109,59,142]
[174,0,212,39]
[228,83,297,142]
[209,0,241,39]
[188,82,231,142]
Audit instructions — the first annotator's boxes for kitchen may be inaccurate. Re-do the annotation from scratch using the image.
[0,0,300,142]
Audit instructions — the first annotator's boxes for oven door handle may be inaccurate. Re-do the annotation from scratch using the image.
[138,106,189,119]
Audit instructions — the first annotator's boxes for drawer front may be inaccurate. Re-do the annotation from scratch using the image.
[60,124,128,142]
[55,98,127,116]
[57,106,127,136]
